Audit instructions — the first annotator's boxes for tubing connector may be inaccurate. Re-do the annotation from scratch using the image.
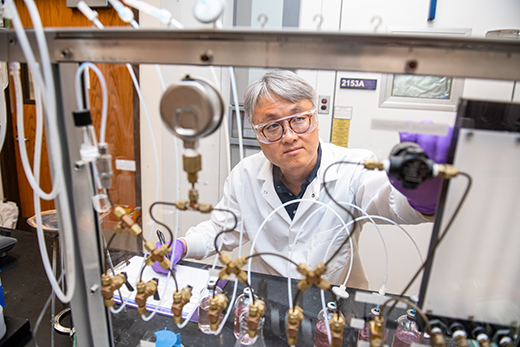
[135,279,158,315]
[97,142,113,189]
[330,312,346,347]
[175,199,213,213]
[437,164,459,179]
[369,315,385,347]
[208,293,228,331]
[113,206,142,236]
[364,158,385,171]
[296,262,330,291]
[171,286,193,324]
[476,333,491,347]
[431,327,447,347]
[247,299,266,338]
[144,244,172,270]
[218,253,248,283]
[453,329,469,347]
[286,306,304,346]
[100,273,126,307]
[183,153,201,184]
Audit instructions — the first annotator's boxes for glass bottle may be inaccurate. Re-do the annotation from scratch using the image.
[234,287,258,339]
[391,309,422,347]
[198,283,222,334]
[422,332,431,346]
[313,302,338,347]
[358,307,389,345]
[234,311,266,347]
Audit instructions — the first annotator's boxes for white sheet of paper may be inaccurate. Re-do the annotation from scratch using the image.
[112,256,210,317]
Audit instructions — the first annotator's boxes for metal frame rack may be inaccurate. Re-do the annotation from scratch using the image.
[1,28,519,346]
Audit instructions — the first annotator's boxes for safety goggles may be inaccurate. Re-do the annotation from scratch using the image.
[252,109,318,144]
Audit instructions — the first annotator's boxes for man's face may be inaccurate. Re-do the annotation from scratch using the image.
[252,94,320,175]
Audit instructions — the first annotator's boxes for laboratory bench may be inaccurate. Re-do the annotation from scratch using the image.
[0,228,418,347]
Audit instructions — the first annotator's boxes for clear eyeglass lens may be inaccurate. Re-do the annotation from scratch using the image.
[261,115,312,141]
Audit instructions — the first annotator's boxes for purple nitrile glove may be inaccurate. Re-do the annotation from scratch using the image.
[389,123,453,214]
[151,239,185,274]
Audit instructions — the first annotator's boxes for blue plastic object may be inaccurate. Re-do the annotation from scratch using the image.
[154,328,181,347]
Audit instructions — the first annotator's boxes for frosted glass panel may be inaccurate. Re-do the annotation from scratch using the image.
[423,129,520,325]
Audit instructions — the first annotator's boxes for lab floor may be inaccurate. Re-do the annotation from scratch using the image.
[1,228,74,347]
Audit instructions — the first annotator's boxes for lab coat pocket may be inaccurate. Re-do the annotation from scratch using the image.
[307,224,351,271]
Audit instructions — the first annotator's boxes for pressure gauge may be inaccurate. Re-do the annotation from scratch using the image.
[160,76,224,147]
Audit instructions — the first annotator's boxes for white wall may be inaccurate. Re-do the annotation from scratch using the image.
[139,0,520,294]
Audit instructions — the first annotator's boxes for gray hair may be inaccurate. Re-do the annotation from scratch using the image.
[243,70,317,124]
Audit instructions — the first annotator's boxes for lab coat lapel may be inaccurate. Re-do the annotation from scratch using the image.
[257,159,292,225]
[292,143,338,224]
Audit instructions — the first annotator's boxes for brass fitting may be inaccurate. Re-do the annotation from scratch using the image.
[189,188,199,207]
[364,158,385,171]
[175,200,189,210]
[145,244,172,270]
[171,286,193,324]
[437,164,459,179]
[218,253,248,283]
[247,299,266,338]
[286,306,304,346]
[144,240,156,252]
[369,315,384,347]
[198,203,213,213]
[183,154,202,184]
[100,273,126,307]
[431,328,446,347]
[329,312,346,347]
[135,279,158,315]
[113,206,142,236]
[453,330,469,347]
[297,262,330,292]
[208,293,228,331]
[499,337,513,347]
[476,334,491,347]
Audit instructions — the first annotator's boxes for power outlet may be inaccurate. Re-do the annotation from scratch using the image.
[318,95,330,114]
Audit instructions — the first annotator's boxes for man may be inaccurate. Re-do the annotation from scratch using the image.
[169,70,440,289]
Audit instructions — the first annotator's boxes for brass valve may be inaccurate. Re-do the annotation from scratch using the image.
[453,330,469,347]
[247,299,266,338]
[286,306,304,346]
[431,327,446,347]
[189,188,199,208]
[364,158,385,171]
[171,286,193,324]
[476,334,491,347]
[100,273,126,307]
[296,262,330,292]
[145,244,172,270]
[437,164,459,179]
[113,206,142,236]
[135,279,158,315]
[329,312,346,347]
[183,153,202,184]
[218,253,248,283]
[499,337,513,347]
[208,293,229,331]
[369,315,384,347]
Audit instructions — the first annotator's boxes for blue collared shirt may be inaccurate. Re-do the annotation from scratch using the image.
[273,144,322,220]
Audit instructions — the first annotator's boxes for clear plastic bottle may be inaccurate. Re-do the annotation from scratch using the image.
[358,307,389,346]
[198,281,222,334]
[313,302,338,347]
[391,309,422,347]
[234,287,258,339]
[234,311,266,347]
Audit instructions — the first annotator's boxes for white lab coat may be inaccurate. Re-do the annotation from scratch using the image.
[184,142,430,289]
